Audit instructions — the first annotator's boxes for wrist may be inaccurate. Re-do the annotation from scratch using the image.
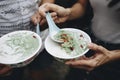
[65,8,72,20]
[109,50,120,61]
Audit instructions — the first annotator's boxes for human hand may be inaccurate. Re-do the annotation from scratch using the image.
[65,43,113,71]
[31,11,41,25]
[38,3,71,24]
[0,64,12,76]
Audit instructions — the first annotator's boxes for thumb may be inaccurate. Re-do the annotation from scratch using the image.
[88,43,108,53]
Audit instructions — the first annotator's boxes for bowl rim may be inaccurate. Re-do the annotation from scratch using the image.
[45,28,91,60]
[0,30,42,64]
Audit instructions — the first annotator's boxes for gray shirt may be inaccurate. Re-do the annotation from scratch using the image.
[90,0,120,43]
[0,0,38,37]
[0,0,48,52]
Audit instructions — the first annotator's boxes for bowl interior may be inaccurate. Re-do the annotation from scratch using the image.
[0,30,42,64]
[45,28,91,60]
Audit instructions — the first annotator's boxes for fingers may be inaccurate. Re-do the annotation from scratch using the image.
[40,12,57,25]
[31,10,57,25]
[54,18,65,23]
[65,43,111,71]
[39,3,58,17]
[65,59,95,71]
[88,43,108,53]
[39,3,69,24]
[72,65,94,71]
[66,59,95,67]
[65,55,102,70]
[95,52,111,66]
[88,43,111,59]
[31,16,40,25]
[31,11,40,25]
[39,3,67,18]
[65,53,109,71]
[0,65,12,75]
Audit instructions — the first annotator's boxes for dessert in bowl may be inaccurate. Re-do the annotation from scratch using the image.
[45,28,91,62]
[0,30,42,67]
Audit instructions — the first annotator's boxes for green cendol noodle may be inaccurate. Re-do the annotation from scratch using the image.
[54,30,87,56]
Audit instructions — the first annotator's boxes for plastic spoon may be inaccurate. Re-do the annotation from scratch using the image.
[46,12,63,43]
[36,23,40,35]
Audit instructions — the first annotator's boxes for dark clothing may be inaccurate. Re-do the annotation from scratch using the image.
[56,1,120,80]
[27,49,54,70]
[85,27,120,80]
[54,1,94,80]
[65,24,120,80]
[0,68,24,80]
[55,0,93,30]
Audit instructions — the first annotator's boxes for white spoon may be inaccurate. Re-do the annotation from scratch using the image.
[36,23,40,35]
[46,12,63,43]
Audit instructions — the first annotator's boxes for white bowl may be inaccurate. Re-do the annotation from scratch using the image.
[45,28,91,62]
[0,30,42,67]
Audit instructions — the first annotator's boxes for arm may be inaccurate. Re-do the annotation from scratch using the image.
[67,0,88,20]
[38,0,88,23]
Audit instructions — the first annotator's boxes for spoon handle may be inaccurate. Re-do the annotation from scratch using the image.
[36,23,40,35]
[46,12,60,33]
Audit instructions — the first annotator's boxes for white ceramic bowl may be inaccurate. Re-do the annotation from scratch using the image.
[0,30,42,67]
[45,28,91,62]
